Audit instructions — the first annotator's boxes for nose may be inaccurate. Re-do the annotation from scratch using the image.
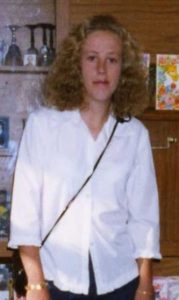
[97,58,106,73]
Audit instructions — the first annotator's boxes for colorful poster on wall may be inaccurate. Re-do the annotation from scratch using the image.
[156,54,179,110]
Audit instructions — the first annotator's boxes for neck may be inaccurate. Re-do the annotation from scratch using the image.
[80,101,111,139]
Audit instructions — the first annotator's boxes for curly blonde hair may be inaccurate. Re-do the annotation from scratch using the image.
[43,15,149,117]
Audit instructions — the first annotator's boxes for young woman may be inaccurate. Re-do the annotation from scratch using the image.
[9,15,161,300]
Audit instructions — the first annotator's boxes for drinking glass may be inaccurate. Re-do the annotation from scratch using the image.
[4,25,23,66]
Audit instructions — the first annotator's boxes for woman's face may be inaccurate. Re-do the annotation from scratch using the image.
[81,30,122,106]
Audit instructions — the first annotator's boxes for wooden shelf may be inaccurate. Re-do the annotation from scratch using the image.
[0,240,13,258]
[153,257,179,276]
[0,65,49,74]
[140,108,179,121]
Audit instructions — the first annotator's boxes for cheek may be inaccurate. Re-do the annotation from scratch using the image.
[81,61,90,80]
[81,65,94,87]
[111,68,121,88]
[81,72,91,89]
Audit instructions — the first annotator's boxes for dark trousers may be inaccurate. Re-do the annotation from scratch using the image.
[47,257,139,300]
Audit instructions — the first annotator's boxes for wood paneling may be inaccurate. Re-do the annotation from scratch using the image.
[153,257,179,276]
[141,111,179,257]
[139,111,179,275]
[0,241,12,258]
[56,0,179,62]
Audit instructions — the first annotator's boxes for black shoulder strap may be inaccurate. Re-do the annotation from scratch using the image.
[41,119,119,246]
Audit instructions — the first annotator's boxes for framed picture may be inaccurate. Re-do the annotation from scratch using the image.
[23,53,37,66]
[0,117,9,149]
[156,54,179,110]
[0,190,10,239]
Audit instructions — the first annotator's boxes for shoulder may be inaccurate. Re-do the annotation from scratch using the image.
[114,117,150,152]
[28,106,62,122]
[129,117,148,134]
[26,107,72,130]
[117,116,148,137]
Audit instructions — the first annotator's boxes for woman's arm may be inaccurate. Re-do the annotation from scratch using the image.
[135,258,155,300]
[19,246,51,300]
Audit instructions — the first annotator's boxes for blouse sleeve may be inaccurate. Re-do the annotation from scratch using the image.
[126,126,161,259]
[8,111,44,248]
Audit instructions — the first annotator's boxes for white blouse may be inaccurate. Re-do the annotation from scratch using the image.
[9,107,161,295]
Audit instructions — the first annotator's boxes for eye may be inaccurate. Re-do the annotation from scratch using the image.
[87,55,96,61]
[108,57,119,64]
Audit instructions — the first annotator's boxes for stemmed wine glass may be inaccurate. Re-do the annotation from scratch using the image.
[38,23,50,66]
[24,24,38,66]
[48,24,56,64]
[4,25,23,66]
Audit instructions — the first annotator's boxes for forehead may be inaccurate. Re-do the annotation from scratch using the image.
[82,30,122,53]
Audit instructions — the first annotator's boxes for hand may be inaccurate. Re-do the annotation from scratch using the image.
[25,288,52,300]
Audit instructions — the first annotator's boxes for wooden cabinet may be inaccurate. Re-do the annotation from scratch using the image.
[140,110,179,275]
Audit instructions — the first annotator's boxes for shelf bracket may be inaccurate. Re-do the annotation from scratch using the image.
[152,136,178,150]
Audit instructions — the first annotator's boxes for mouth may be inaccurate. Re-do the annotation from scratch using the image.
[93,80,109,85]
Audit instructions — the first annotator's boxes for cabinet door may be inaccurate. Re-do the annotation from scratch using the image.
[144,119,179,256]
[142,116,179,275]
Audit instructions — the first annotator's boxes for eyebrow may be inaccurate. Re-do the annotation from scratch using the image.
[82,50,121,56]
